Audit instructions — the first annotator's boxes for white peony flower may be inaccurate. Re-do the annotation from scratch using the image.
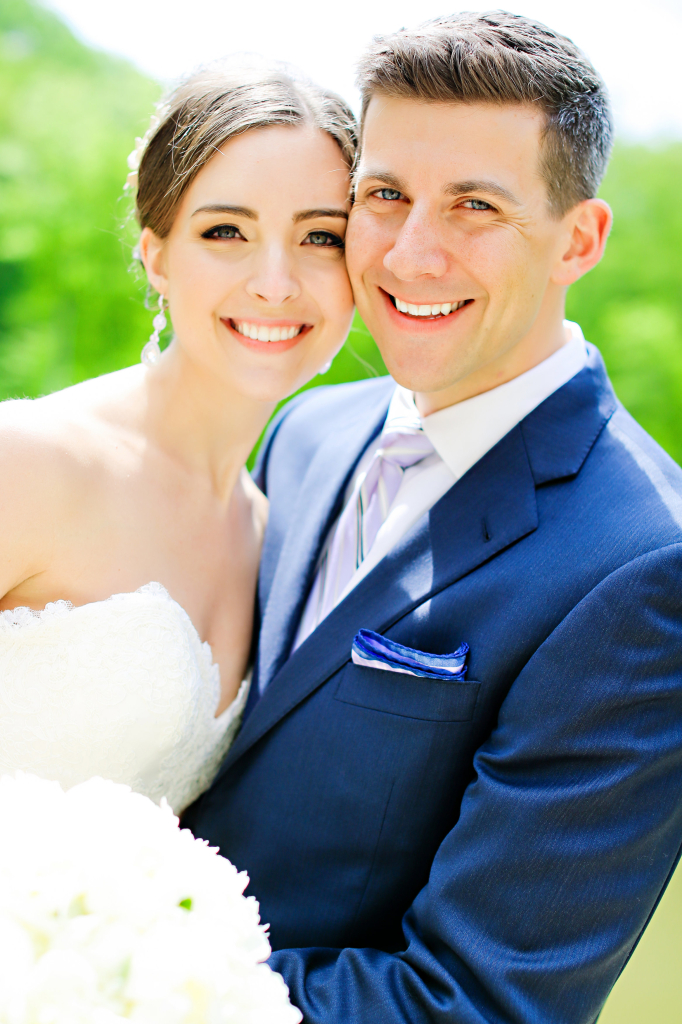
[0,773,301,1024]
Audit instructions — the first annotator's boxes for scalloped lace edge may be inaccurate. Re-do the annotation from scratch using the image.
[0,583,216,673]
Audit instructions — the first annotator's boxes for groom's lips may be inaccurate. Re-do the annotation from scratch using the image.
[381,288,473,327]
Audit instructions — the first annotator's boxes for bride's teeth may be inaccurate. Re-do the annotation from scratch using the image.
[440,303,452,315]
[233,321,302,342]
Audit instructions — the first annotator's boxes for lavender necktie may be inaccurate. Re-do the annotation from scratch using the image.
[295,425,434,647]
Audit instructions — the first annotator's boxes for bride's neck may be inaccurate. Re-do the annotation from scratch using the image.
[142,344,276,502]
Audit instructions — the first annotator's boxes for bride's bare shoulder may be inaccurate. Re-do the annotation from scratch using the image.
[0,393,99,546]
[0,368,142,469]
[0,391,97,476]
[0,370,142,522]
[0,373,141,598]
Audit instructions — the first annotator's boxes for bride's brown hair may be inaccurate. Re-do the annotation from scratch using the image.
[134,61,357,239]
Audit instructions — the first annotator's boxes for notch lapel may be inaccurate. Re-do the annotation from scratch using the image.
[222,425,538,774]
[256,386,392,694]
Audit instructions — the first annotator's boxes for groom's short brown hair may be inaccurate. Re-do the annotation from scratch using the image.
[356,10,613,217]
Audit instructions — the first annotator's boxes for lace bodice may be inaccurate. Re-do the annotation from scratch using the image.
[0,583,247,813]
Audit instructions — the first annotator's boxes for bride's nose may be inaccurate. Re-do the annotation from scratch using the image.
[245,243,301,306]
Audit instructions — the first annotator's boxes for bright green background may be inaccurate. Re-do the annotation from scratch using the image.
[2,2,681,1018]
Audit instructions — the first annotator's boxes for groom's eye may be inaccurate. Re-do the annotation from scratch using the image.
[201,224,245,240]
[461,199,493,211]
[303,231,344,248]
[375,188,402,201]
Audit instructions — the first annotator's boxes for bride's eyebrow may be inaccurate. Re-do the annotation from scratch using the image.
[293,209,348,223]
[192,204,257,219]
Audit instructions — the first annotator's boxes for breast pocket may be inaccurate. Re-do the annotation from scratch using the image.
[334,662,480,722]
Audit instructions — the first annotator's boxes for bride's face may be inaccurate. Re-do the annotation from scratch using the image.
[141,125,354,401]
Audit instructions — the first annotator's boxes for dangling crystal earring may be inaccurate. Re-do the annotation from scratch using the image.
[141,293,167,367]
[318,359,332,375]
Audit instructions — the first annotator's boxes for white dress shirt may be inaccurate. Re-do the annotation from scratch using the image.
[294,321,587,646]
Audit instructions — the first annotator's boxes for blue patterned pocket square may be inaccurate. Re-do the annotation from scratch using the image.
[351,629,468,681]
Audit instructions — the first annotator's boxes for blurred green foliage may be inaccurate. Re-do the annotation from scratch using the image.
[567,142,682,463]
[0,0,159,397]
[1,0,681,475]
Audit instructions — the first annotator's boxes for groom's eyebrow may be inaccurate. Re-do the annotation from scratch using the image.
[444,180,522,205]
[293,208,349,222]
[353,171,407,192]
[192,204,257,219]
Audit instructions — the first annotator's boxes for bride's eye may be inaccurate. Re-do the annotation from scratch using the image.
[303,230,344,248]
[201,224,245,240]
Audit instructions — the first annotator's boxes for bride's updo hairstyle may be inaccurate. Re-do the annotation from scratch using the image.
[132,61,357,239]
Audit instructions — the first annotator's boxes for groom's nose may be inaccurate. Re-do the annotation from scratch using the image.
[245,244,301,306]
[383,205,450,281]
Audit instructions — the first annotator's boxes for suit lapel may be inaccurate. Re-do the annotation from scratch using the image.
[223,425,538,772]
[256,387,392,693]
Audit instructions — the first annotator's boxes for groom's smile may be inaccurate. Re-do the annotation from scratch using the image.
[346,95,606,414]
[386,292,472,319]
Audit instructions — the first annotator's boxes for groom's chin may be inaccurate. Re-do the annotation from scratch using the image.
[373,331,478,397]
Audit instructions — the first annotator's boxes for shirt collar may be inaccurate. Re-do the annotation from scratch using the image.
[384,321,588,481]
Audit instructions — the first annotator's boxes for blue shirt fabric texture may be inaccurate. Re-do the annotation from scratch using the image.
[182,345,682,1024]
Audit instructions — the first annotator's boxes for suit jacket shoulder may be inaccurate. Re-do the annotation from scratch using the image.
[253,376,395,495]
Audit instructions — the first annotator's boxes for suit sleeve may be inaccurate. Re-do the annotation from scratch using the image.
[269,544,682,1024]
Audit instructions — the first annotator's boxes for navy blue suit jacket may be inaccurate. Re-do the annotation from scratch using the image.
[183,346,682,1024]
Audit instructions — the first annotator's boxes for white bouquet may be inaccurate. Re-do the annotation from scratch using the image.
[0,773,302,1024]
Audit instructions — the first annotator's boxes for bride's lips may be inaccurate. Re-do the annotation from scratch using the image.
[381,288,473,329]
[221,316,313,353]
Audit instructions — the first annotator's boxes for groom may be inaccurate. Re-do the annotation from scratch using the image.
[183,12,682,1022]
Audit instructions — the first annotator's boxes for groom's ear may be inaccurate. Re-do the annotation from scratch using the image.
[139,227,169,296]
[551,198,612,287]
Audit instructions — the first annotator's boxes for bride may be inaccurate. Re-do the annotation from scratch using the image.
[0,63,356,813]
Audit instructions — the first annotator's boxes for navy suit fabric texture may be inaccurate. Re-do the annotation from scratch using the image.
[182,346,682,1024]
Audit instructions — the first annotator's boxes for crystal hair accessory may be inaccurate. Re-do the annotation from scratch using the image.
[141,293,167,367]
[123,103,170,193]
[124,116,159,194]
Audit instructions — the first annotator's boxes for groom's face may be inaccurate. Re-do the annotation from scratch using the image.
[346,96,584,411]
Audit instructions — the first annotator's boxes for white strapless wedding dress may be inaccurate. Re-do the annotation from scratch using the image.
[0,582,248,813]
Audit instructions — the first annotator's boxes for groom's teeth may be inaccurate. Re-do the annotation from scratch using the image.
[233,321,303,342]
[393,297,466,317]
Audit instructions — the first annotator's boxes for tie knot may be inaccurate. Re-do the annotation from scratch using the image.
[375,429,434,470]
